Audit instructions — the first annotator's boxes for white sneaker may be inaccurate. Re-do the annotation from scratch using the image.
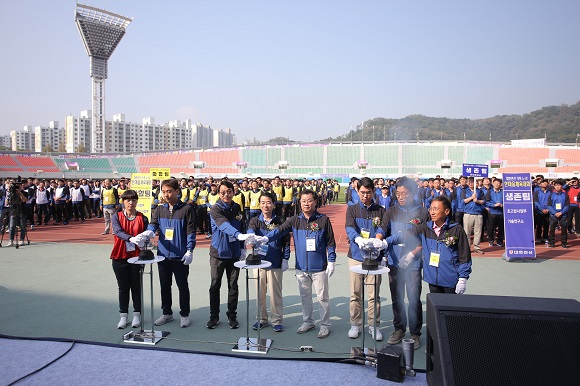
[180,316,190,328]
[348,325,361,339]
[117,313,128,329]
[6,241,13,247]
[369,326,383,341]
[18,240,24,246]
[131,312,141,328]
[154,314,174,326]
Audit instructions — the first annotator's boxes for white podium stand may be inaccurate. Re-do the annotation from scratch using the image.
[232,260,272,354]
[349,264,389,359]
[124,255,169,345]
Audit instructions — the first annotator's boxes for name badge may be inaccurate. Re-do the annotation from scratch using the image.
[257,244,268,256]
[556,203,562,210]
[306,237,316,252]
[251,200,257,207]
[165,227,174,241]
[429,252,440,267]
[126,241,135,252]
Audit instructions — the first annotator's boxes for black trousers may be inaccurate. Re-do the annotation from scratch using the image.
[549,214,568,245]
[388,266,423,336]
[488,213,504,244]
[209,256,240,319]
[36,203,49,224]
[429,284,456,294]
[566,205,579,233]
[112,258,142,314]
[157,258,190,317]
[534,211,549,240]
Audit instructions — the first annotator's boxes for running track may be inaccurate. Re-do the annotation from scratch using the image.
[18,204,580,261]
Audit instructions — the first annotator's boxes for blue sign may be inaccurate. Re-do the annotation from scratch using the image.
[462,164,489,177]
[502,173,536,261]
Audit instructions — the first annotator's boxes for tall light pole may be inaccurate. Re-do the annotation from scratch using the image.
[75,4,132,153]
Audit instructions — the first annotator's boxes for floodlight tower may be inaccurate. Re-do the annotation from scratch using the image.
[75,4,132,153]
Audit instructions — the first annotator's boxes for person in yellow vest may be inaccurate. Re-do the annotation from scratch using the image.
[282,178,295,219]
[194,180,210,234]
[117,179,128,212]
[179,178,190,205]
[240,180,251,223]
[249,180,262,219]
[100,178,119,235]
[151,180,160,212]
[333,180,340,202]
[187,179,198,231]
[272,176,284,217]
[232,181,246,231]
[206,184,220,238]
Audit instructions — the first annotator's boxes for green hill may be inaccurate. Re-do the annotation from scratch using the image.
[326,101,580,143]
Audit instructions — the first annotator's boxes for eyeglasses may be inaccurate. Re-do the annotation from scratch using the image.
[359,190,373,196]
[219,190,233,196]
[395,192,409,198]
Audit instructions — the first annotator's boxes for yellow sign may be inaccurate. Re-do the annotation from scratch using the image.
[131,173,152,222]
[150,168,171,181]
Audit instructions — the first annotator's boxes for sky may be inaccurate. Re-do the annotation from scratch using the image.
[0,0,579,142]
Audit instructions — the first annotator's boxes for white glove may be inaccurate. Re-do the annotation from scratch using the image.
[398,252,415,269]
[141,230,155,240]
[237,233,254,241]
[371,238,388,250]
[254,235,269,245]
[129,236,146,249]
[326,262,335,277]
[240,249,247,260]
[354,236,367,249]
[181,250,193,265]
[381,257,387,267]
[281,259,289,272]
[455,278,467,294]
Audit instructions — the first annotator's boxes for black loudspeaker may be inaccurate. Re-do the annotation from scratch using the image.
[376,345,404,382]
[426,293,580,386]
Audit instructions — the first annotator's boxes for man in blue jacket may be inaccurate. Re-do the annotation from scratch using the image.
[462,177,486,254]
[384,177,430,350]
[485,178,504,247]
[207,180,247,329]
[266,189,337,339]
[547,179,570,248]
[141,178,196,328]
[533,179,551,244]
[247,191,291,332]
[346,177,388,341]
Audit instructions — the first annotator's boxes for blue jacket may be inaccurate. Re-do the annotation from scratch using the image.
[485,189,504,215]
[267,211,336,272]
[347,186,360,206]
[147,200,196,259]
[345,201,386,262]
[409,220,472,288]
[455,185,469,213]
[247,213,290,268]
[547,190,569,217]
[384,201,430,268]
[463,187,485,215]
[533,189,551,214]
[376,194,392,209]
[209,199,245,260]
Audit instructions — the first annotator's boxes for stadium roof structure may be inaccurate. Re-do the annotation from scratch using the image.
[74,3,133,153]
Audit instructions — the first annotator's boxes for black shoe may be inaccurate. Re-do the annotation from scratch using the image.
[206,318,219,329]
[548,243,555,248]
[228,315,239,329]
[562,244,569,249]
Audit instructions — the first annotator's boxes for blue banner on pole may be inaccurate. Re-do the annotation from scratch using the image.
[462,164,489,177]
[502,173,536,261]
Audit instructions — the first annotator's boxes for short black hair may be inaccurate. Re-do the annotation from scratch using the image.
[121,189,139,201]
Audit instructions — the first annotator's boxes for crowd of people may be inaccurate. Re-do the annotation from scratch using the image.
[1,172,574,350]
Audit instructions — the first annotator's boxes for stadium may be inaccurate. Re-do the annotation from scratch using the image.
[1,139,580,181]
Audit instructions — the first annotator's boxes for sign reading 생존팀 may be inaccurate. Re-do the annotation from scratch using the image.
[462,163,489,178]
[502,173,536,261]
[131,173,152,222]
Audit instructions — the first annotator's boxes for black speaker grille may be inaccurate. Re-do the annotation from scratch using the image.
[444,312,580,386]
